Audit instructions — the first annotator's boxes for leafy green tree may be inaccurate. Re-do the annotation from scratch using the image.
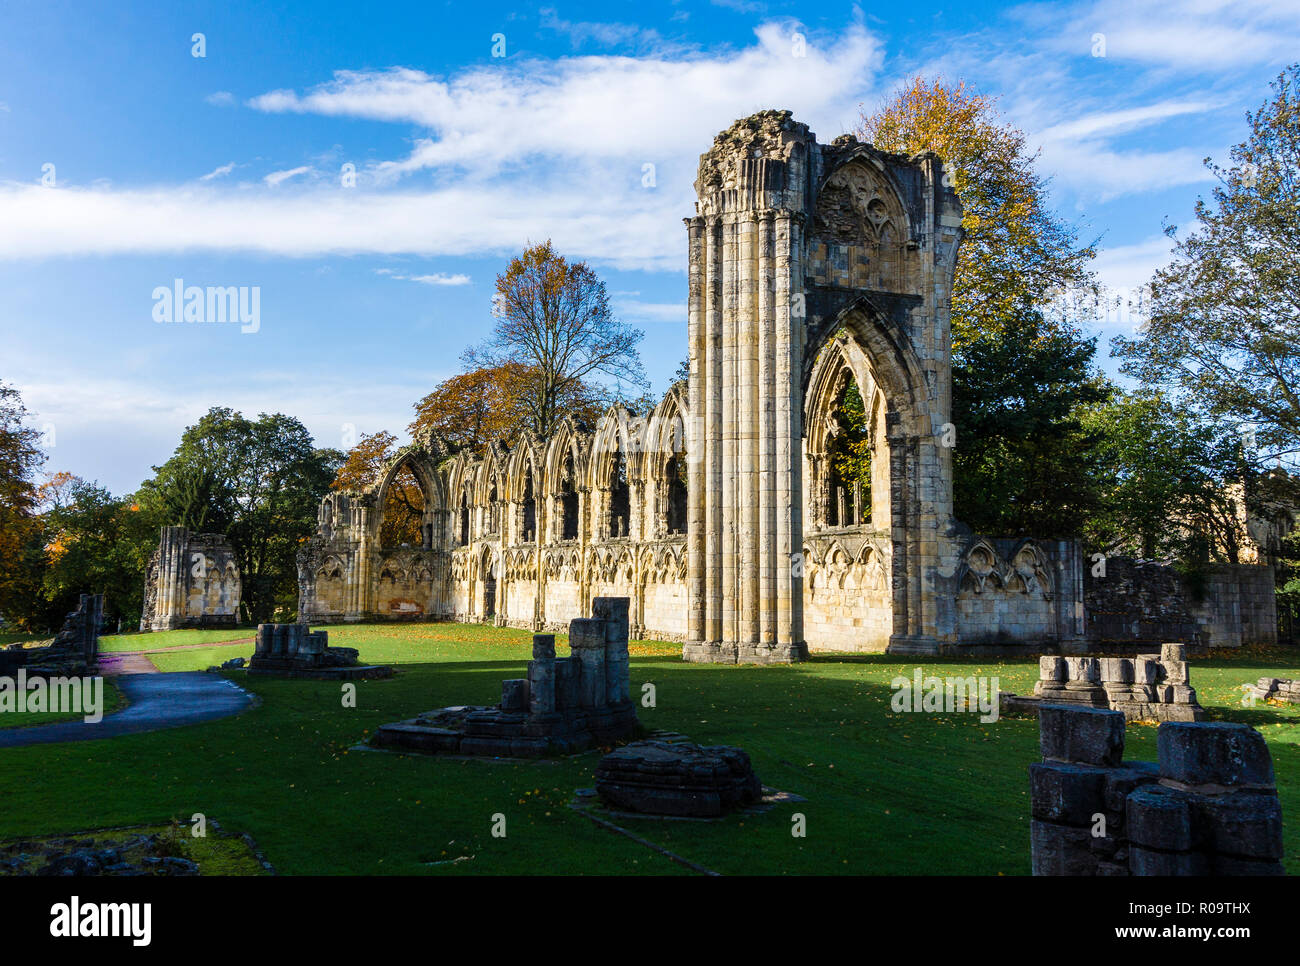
[140,408,343,622]
[950,305,1109,537]
[0,380,45,627]
[1081,392,1252,562]
[1113,65,1300,463]
[37,473,157,630]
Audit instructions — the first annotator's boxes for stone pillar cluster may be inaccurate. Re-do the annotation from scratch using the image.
[683,119,811,666]
[1034,644,1204,721]
[373,597,638,757]
[1030,705,1284,875]
[246,623,381,679]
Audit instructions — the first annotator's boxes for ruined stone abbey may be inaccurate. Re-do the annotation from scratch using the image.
[295,110,1271,659]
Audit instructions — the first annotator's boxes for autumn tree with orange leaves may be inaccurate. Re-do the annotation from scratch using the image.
[463,241,646,439]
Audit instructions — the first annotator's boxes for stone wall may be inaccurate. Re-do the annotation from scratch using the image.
[1085,557,1276,649]
[140,527,241,632]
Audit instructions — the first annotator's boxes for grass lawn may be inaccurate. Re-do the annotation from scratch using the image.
[98,628,256,652]
[0,678,123,729]
[0,623,1295,875]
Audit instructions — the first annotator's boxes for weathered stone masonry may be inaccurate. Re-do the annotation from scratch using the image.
[141,527,241,632]
[296,110,1274,659]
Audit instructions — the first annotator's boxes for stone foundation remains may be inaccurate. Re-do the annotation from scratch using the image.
[595,740,762,817]
[1007,644,1204,722]
[372,597,637,757]
[1030,705,1284,875]
[247,623,391,680]
[141,527,241,631]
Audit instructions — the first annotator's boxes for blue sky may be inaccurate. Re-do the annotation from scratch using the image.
[1,0,1297,494]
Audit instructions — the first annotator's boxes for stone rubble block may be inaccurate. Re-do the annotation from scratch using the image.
[594,740,762,817]
[1038,704,1126,767]
[1157,722,1274,787]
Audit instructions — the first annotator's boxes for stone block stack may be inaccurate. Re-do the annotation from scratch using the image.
[1030,705,1284,875]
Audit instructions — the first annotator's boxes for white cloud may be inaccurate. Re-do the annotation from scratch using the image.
[205,91,236,107]
[0,23,884,270]
[1041,0,1300,70]
[248,22,882,180]
[615,299,686,323]
[264,165,312,187]
[380,270,473,286]
[199,162,236,181]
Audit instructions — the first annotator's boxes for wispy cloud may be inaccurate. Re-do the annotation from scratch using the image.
[204,91,235,107]
[264,165,312,187]
[378,269,472,286]
[199,161,236,182]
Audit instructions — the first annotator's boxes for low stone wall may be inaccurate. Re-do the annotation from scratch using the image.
[1030,705,1284,875]
[1084,557,1276,649]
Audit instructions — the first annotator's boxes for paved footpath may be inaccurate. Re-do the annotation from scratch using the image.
[0,672,253,748]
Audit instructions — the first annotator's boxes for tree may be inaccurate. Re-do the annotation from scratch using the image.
[0,381,46,626]
[36,473,157,629]
[333,430,400,492]
[141,408,342,622]
[1113,64,1300,465]
[858,76,1097,349]
[464,240,647,438]
[1080,391,1252,562]
[950,305,1109,537]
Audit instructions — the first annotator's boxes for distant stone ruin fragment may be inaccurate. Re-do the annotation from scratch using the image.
[1244,677,1300,705]
[372,597,637,757]
[1005,644,1204,722]
[1030,705,1284,875]
[247,623,391,680]
[141,527,241,632]
[0,593,102,677]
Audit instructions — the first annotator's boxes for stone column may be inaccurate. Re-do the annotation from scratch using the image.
[758,210,776,644]
[569,617,607,709]
[527,634,557,716]
[705,216,723,647]
[594,597,630,706]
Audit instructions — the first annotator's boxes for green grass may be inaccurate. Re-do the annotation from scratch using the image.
[0,677,123,729]
[99,628,255,652]
[0,623,1295,875]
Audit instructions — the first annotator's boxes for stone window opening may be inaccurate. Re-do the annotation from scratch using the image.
[820,369,872,530]
[521,468,536,543]
[559,453,579,541]
[458,492,470,546]
[665,456,687,536]
[487,480,501,535]
[380,463,425,550]
[607,447,630,539]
